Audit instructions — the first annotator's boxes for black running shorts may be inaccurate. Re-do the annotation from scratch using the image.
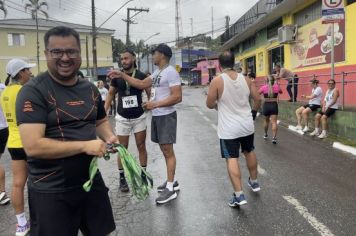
[318,108,337,118]
[263,102,278,116]
[8,148,27,161]
[220,134,255,159]
[28,183,116,236]
[0,128,8,154]
[303,104,320,111]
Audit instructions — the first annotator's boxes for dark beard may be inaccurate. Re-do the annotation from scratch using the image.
[122,63,133,71]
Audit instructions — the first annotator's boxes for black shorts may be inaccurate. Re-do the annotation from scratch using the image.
[220,134,255,159]
[8,148,27,161]
[318,108,337,118]
[28,185,115,236]
[151,111,177,144]
[303,104,320,112]
[263,102,278,116]
[0,128,9,154]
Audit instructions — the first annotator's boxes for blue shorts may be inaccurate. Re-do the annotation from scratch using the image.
[220,134,255,159]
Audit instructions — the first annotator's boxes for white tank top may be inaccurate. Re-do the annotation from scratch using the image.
[217,73,254,139]
[0,84,8,130]
[325,88,339,109]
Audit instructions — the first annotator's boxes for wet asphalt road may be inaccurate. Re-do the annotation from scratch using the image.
[0,87,355,236]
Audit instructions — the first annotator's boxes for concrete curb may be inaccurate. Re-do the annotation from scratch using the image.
[333,142,356,156]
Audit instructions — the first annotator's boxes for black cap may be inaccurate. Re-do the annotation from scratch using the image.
[152,44,172,58]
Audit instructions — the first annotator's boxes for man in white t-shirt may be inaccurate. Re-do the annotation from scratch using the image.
[295,79,323,132]
[107,44,182,204]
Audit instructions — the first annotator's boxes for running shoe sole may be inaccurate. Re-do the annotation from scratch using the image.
[156,192,178,204]
[158,185,180,192]
[248,183,261,192]
[0,198,10,205]
[228,200,247,207]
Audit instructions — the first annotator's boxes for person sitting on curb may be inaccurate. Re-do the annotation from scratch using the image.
[310,79,340,139]
[295,79,323,132]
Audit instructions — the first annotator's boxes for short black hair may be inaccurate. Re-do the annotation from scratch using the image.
[44,26,81,49]
[219,51,235,69]
[248,72,256,79]
[122,48,136,57]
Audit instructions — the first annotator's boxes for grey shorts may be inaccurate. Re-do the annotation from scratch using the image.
[151,111,177,144]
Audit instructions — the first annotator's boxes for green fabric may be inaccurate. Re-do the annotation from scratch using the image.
[83,144,153,200]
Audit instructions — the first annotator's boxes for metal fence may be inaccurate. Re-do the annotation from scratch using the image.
[255,71,356,110]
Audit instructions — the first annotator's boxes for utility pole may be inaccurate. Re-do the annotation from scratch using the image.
[190,18,193,36]
[175,0,183,46]
[91,0,98,80]
[211,7,214,38]
[123,7,149,45]
[86,36,90,76]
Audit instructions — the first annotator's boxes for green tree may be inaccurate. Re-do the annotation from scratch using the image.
[25,0,48,74]
[0,0,7,18]
[112,38,126,62]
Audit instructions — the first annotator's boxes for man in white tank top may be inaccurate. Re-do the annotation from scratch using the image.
[206,51,261,207]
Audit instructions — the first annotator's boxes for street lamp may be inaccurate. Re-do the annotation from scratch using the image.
[138,32,160,70]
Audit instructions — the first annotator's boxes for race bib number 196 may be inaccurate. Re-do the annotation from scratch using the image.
[122,95,138,108]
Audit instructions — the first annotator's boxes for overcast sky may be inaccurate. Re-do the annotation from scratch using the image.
[4,0,258,45]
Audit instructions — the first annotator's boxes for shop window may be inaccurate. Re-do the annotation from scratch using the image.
[268,46,284,74]
[245,56,256,75]
[294,1,322,27]
[242,36,256,51]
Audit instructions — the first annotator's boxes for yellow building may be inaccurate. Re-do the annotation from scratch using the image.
[0,18,115,79]
[220,0,356,106]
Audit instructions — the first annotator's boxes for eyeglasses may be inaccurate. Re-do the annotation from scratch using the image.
[47,48,80,59]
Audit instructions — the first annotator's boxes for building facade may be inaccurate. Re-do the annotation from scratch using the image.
[0,19,115,78]
[220,0,356,107]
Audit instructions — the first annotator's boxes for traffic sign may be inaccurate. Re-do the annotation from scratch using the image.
[322,0,344,24]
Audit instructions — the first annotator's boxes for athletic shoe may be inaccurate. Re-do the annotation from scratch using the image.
[296,125,302,131]
[157,181,180,192]
[302,126,309,132]
[318,132,327,139]
[272,137,277,144]
[248,177,261,192]
[0,192,10,205]
[228,193,247,207]
[15,222,30,236]
[155,188,177,204]
[119,177,129,192]
[263,134,268,140]
[309,129,319,136]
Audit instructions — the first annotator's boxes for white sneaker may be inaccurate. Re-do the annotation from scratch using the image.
[310,129,319,136]
[296,125,302,130]
[318,132,327,139]
[302,126,309,132]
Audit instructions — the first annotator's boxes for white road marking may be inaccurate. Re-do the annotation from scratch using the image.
[283,195,334,236]
[333,142,356,156]
[203,116,210,122]
[277,120,281,125]
[198,111,203,116]
[211,124,217,131]
[257,165,266,175]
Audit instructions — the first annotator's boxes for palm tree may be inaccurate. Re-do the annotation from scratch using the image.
[25,0,48,74]
[0,0,7,18]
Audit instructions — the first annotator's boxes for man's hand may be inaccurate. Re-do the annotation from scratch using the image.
[107,69,125,80]
[106,135,119,145]
[83,140,106,157]
[143,101,157,111]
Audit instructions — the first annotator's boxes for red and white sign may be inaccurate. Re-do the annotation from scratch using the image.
[322,0,345,24]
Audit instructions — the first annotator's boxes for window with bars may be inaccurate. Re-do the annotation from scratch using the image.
[294,1,322,27]
[8,33,25,46]
[267,18,283,40]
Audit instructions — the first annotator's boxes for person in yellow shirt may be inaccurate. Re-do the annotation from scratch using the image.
[1,59,35,236]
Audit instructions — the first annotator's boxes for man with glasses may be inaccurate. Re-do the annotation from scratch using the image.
[16,26,117,236]
[310,79,340,139]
